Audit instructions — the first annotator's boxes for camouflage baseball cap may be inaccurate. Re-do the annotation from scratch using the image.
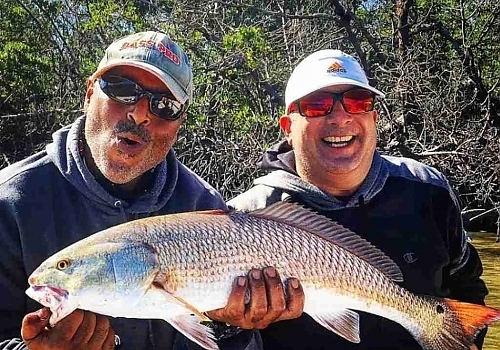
[92,31,193,104]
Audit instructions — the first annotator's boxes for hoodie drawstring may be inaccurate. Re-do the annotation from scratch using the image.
[148,320,158,349]
[114,200,127,222]
[358,195,365,207]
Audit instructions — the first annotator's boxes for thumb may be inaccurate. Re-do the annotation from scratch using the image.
[21,308,51,341]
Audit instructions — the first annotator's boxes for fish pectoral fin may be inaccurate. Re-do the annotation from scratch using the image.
[170,294,211,322]
[310,309,361,343]
[153,282,211,322]
[169,314,219,350]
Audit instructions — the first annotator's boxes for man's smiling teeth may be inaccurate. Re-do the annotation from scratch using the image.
[323,135,354,143]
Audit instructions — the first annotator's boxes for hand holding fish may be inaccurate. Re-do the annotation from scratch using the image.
[205,267,304,329]
[21,307,115,350]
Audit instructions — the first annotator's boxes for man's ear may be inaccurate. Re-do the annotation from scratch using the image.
[83,78,95,111]
[279,115,293,146]
[373,110,378,123]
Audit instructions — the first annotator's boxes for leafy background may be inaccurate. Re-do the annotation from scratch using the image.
[1,1,500,347]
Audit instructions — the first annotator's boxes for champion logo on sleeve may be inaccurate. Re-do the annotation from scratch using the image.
[403,252,418,264]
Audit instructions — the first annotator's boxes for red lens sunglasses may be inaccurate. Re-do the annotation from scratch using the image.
[287,88,375,117]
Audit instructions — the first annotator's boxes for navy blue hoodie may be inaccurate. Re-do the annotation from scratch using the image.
[228,140,489,350]
[0,116,260,350]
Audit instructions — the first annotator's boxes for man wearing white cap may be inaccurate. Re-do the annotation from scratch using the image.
[228,50,488,349]
[0,31,303,350]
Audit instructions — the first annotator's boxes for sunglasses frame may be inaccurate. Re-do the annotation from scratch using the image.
[98,75,188,121]
[288,88,376,117]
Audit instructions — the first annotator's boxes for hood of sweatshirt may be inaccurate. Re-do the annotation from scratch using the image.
[253,140,390,210]
[46,115,178,215]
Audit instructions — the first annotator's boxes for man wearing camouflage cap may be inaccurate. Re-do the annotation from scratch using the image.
[0,31,303,350]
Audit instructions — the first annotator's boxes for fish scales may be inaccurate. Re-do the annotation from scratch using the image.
[134,210,439,339]
[26,201,500,350]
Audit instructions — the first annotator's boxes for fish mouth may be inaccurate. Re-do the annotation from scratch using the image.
[26,285,77,326]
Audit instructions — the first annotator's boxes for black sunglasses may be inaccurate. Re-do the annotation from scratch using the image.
[98,76,187,121]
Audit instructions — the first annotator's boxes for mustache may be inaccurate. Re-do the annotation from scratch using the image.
[114,120,151,142]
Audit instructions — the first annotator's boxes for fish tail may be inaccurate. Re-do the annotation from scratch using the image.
[416,297,500,350]
[445,298,500,339]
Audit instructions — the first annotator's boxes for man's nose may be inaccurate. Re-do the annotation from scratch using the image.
[127,97,151,126]
[325,100,353,125]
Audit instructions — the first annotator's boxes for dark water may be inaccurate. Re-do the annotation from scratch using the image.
[470,233,500,349]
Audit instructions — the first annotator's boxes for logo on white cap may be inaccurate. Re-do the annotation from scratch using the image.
[326,61,346,74]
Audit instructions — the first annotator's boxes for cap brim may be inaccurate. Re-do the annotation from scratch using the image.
[91,61,189,104]
[320,79,385,98]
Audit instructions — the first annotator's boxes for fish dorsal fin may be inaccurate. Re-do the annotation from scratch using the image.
[196,209,230,215]
[310,309,361,343]
[249,202,403,282]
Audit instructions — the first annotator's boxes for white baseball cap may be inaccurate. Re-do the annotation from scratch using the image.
[285,49,385,113]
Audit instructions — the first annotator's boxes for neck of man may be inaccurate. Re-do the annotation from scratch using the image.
[97,173,153,201]
[297,165,370,198]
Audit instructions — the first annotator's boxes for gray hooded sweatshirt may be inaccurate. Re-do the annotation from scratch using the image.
[0,116,260,350]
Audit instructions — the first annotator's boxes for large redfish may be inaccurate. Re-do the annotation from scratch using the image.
[26,202,500,349]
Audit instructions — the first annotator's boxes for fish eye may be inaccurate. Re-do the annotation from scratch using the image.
[56,259,70,270]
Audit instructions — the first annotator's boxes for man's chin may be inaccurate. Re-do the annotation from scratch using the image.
[324,155,375,179]
[322,159,360,174]
[100,163,144,184]
[106,174,141,185]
